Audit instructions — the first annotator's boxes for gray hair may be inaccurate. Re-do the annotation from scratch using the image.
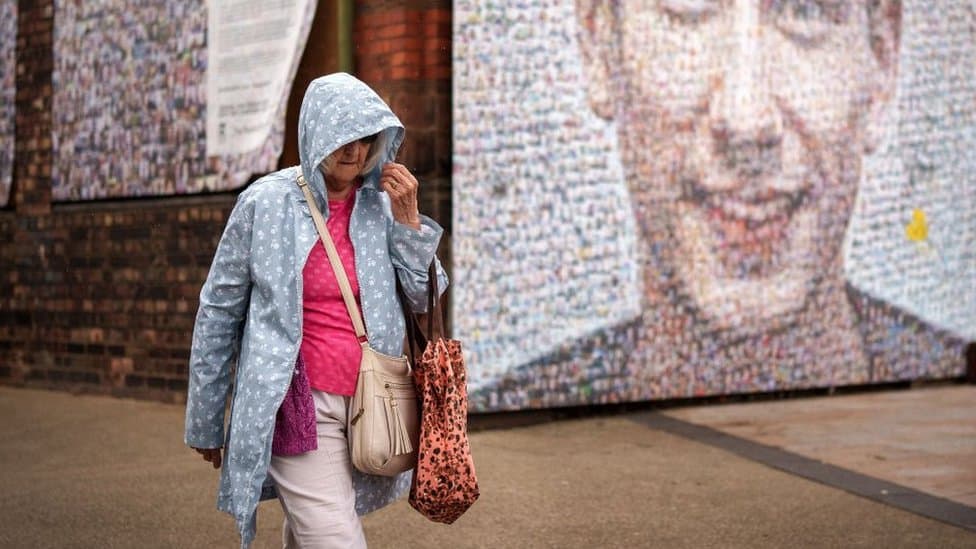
[361,130,388,175]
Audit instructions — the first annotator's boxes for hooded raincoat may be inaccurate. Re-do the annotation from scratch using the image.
[185,73,448,547]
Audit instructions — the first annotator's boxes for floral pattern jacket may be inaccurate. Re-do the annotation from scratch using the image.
[184,73,448,547]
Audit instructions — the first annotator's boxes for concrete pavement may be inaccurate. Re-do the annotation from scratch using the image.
[666,384,976,509]
[0,385,973,548]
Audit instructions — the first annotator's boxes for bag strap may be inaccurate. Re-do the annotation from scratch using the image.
[398,277,425,364]
[400,261,446,364]
[297,173,367,340]
[426,261,444,340]
[401,260,447,367]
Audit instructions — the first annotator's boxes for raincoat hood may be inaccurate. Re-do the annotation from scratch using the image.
[298,73,404,204]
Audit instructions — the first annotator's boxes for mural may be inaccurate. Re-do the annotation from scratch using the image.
[454,0,975,412]
[50,0,314,200]
[0,0,14,207]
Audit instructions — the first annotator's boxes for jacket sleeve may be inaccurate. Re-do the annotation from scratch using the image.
[389,214,449,313]
[184,193,254,449]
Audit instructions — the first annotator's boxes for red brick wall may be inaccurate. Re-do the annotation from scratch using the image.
[0,0,454,402]
[354,0,452,246]
[2,199,234,400]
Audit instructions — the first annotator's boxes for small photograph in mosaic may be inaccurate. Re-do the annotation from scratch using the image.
[50,0,315,200]
[0,0,14,207]
[453,0,975,412]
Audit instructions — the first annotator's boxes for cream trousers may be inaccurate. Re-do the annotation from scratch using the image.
[268,390,367,549]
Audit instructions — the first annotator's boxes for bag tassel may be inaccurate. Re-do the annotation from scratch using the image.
[388,395,413,457]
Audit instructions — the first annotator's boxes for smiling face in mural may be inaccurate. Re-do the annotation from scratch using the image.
[577,0,900,333]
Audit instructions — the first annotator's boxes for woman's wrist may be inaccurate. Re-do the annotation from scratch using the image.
[396,210,421,230]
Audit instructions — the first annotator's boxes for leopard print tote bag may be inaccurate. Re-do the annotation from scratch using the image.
[404,262,479,524]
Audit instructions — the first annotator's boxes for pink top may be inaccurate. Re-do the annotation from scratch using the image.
[300,190,362,396]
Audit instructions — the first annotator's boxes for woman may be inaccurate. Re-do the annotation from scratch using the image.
[184,73,448,548]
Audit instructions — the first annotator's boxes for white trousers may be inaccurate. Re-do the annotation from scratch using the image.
[268,390,367,549]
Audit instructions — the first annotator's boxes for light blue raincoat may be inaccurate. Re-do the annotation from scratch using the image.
[185,73,448,547]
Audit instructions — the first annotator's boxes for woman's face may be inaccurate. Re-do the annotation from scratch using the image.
[323,139,371,187]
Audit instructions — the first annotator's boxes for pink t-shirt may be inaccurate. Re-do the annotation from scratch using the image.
[300,190,362,396]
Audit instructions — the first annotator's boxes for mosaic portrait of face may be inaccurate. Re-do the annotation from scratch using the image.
[455,0,969,411]
[577,0,901,334]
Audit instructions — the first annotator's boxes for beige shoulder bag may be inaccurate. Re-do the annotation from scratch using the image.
[297,174,419,477]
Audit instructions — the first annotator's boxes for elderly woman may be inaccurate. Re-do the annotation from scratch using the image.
[185,73,448,548]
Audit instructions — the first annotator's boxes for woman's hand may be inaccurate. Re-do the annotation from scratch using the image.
[380,162,421,230]
[193,447,223,469]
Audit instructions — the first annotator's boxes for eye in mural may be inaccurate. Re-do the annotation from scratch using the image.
[49,0,315,201]
[0,0,14,208]
[454,0,975,412]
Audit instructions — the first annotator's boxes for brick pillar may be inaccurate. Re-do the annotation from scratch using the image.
[14,0,53,216]
[353,0,452,329]
[4,0,55,387]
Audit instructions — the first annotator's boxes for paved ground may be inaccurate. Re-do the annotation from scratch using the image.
[0,384,974,548]
[666,384,976,508]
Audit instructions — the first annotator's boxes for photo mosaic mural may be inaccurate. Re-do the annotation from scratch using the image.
[453,0,976,412]
[50,0,314,200]
[0,0,14,207]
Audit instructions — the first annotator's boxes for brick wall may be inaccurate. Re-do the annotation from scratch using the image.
[2,199,234,401]
[353,0,453,249]
[0,0,454,402]
[13,0,52,216]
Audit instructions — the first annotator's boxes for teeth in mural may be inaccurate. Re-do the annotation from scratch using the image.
[711,194,794,223]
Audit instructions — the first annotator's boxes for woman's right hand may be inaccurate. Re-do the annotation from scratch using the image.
[193,447,223,469]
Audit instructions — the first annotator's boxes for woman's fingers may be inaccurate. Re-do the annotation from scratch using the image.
[381,163,418,194]
[381,175,401,196]
[380,163,421,228]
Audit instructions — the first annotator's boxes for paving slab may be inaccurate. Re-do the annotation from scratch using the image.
[664,385,976,508]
